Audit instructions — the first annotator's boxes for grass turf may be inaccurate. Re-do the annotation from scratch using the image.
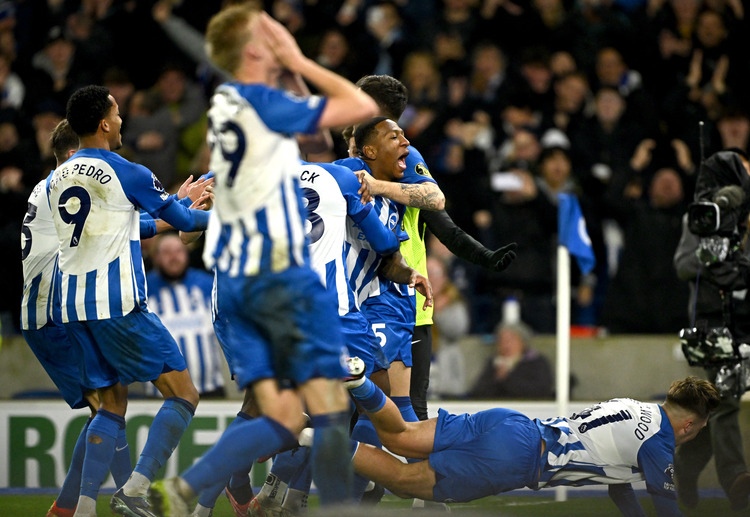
[0,492,744,516]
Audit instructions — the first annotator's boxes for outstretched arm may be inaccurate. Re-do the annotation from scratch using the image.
[358,173,445,210]
[608,484,647,517]
[421,209,517,271]
[352,443,436,501]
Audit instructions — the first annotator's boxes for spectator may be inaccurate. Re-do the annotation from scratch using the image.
[313,27,363,83]
[468,320,553,399]
[464,41,509,112]
[150,64,208,185]
[143,232,226,399]
[26,25,97,114]
[363,1,413,78]
[641,0,701,101]
[550,70,591,134]
[601,165,690,333]
[0,152,27,334]
[122,88,179,189]
[505,47,555,123]
[663,9,745,153]
[564,0,636,75]
[0,51,23,110]
[102,66,136,124]
[28,99,65,182]
[549,50,578,79]
[594,46,659,133]
[428,255,471,398]
[423,0,481,76]
[398,51,446,144]
[569,86,649,214]
[712,107,750,157]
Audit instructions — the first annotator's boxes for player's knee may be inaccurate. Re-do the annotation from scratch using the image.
[265,408,307,436]
[182,385,200,408]
[387,469,422,499]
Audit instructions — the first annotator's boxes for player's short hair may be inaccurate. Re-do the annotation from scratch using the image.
[66,85,112,137]
[665,376,720,419]
[50,119,78,164]
[353,116,389,157]
[356,75,408,120]
[206,5,260,74]
[341,125,354,145]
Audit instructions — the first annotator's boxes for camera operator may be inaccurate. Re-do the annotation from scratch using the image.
[673,149,750,510]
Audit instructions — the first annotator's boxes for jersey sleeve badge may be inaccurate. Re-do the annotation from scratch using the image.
[415,163,432,177]
[152,173,169,201]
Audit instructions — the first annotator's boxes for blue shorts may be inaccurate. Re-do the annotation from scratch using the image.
[340,311,389,376]
[361,293,413,366]
[64,310,187,388]
[429,408,542,502]
[22,324,88,409]
[212,300,235,377]
[215,267,348,388]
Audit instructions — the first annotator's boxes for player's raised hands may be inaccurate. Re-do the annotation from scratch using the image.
[257,11,306,73]
[177,174,215,204]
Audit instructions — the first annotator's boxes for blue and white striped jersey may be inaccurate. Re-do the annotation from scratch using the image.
[47,148,203,322]
[20,174,60,330]
[335,157,408,305]
[203,83,326,277]
[298,161,399,315]
[536,399,677,501]
[144,269,225,396]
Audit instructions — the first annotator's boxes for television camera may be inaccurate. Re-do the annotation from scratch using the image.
[680,177,750,398]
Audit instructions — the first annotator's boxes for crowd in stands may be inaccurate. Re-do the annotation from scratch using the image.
[2,0,749,341]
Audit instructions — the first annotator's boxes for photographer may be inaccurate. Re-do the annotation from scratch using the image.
[673,149,750,510]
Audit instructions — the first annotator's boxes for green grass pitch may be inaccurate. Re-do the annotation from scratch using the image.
[0,492,742,516]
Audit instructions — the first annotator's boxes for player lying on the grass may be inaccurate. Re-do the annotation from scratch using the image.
[342,358,719,517]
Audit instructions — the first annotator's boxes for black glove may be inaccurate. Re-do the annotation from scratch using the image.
[482,242,518,271]
[705,254,750,290]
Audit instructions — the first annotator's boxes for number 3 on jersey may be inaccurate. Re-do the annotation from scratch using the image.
[301,187,324,244]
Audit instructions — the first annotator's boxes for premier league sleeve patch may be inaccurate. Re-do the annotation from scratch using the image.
[415,163,432,177]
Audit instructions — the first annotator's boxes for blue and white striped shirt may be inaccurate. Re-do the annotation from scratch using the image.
[47,148,203,322]
[20,174,60,329]
[536,398,677,503]
[203,83,326,277]
[144,269,225,395]
[298,161,399,315]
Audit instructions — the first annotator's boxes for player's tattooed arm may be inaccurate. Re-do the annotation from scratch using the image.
[397,182,445,211]
[358,174,445,210]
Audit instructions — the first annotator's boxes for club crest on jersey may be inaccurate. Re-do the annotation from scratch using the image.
[388,212,399,230]
[152,173,169,200]
[415,163,431,177]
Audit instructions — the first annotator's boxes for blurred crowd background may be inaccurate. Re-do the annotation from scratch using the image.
[1,0,749,353]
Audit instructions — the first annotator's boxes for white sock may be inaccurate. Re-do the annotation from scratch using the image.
[258,473,287,504]
[282,488,308,512]
[123,471,150,497]
[73,495,97,516]
[191,503,213,517]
